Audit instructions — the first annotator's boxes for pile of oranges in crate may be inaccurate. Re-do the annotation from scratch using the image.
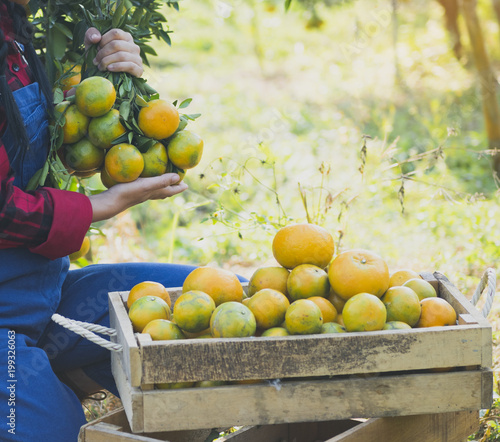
[125,223,458,350]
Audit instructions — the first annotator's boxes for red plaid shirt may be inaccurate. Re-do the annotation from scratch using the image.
[0,4,92,260]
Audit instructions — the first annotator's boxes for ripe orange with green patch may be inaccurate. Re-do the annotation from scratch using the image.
[246,288,290,330]
[105,143,144,183]
[173,290,216,333]
[128,296,171,333]
[210,302,256,338]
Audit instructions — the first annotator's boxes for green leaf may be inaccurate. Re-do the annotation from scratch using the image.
[53,88,65,104]
[49,26,68,60]
[53,22,73,39]
[143,82,158,96]
[184,113,202,121]
[284,0,292,11]
[26,168,44,191]
[119,100,131,121]
[135,95,148,107]
[179,98,192,109]
[112,0,127,28]
[141,45,158,56]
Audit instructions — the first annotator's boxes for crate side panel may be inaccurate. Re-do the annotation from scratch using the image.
[326,410,479,442]
[139,327,483,383]
[139,370,485,432]
[110,292,142,387]
[435,273,493,369]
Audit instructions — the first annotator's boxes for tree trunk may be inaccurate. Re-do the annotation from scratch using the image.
[461,0,500,176]
[493,0,500,28]
[436,0,463,60]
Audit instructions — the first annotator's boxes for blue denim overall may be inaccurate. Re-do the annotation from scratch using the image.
[0,82,204,441]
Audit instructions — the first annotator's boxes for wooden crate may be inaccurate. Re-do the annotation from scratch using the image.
[109,272,493,433]
[79,407,480,442]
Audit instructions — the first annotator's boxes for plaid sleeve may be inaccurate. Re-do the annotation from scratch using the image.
[0,141,93,260]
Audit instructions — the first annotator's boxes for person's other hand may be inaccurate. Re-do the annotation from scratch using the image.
[89,174,188,222]
[84,27,143,77]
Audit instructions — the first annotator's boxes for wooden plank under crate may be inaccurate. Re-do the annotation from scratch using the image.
[79,407,480,442]
[108,271,493,433]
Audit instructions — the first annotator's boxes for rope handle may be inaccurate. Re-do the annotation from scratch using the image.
[51,313,123,352]
[470,268,497,318]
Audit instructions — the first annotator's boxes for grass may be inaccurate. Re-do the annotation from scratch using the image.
[83,0,500,437]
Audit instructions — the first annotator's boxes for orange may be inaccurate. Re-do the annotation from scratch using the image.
[73,169,98,178]
[57,62,81,92]
[232,379,263,385]
[246,288,290,330]
[128,296,171,332]
[383,321,412,330]
[195,381,226,388]
[138,99,179,140]
[285,299,323,335]
[210,302,256,338]
[167,130,204,170]
[327,289,346,314]
[403,278,437,301]
[173,290,216,333]
[127,281,171,309]
[88,109,126,149]
[141,142,168,177]
[69,236,90,261]
[321,322,346,333]
[335,313,345,327]
[56,102,89,144]
[247,266,290,298]
[342,293,387,332]
[272,223,335,269]
[182,267,244,306]
[381,286,421,327]
[75,76,116,117]
[328,249,390,300]
[415,298,457,328]
[100,167,118,189]
[65,138,105,171]
[287,264,330,301]
[308,296,337,323]
[242,297,251,306]
[183,327,211,338]
[105,143,144,183]
[156,382,194,389]
[389,269,420,288]
[142,319,185,340]
[261,327,290,337]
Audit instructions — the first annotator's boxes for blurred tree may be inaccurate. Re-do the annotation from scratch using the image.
[287,0,500,176]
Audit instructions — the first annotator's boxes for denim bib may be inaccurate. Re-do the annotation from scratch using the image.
[0,82,69,344]
[1,82,50,190]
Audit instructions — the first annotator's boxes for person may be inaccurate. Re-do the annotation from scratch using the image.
[0,0,202,439]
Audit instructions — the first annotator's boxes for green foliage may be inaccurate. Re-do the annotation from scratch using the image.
[29,0,179,83]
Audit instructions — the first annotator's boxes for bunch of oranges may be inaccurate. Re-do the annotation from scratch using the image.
[55,75,203,187]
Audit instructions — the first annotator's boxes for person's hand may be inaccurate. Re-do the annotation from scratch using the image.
[84,27,143,77]
[89,173,188,222]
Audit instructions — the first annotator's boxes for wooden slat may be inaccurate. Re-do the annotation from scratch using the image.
[420,272,439,292]
[138,326,483,383]
[109,292,142,387]
[434,272,493,370]
[326,410,479,442]
[111,353,144,433]
[80,407,224,442]
[459,314,478,325]
[83,423,161,442]
[137,369,490,432]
